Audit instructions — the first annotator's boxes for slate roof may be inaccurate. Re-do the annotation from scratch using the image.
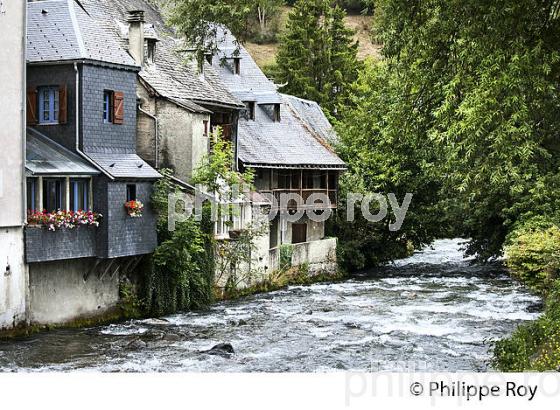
[212,28,280,101]
[27,0,138,68]
[26,128,100,176]
[283,95,339,145]
[212,29,346,170]
[86,152,162,180]
[238,96,346,169]
[78,0,243,111]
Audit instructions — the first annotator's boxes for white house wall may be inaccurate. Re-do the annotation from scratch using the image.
[0,0,27,330]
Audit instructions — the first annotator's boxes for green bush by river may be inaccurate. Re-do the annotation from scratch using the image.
[492,217,560,371]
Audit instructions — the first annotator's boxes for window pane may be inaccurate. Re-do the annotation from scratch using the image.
[71,179,89,211]
[43,179,64,212]
[38,87,59,124]
[26,179,37,211]
[126,184,137,202]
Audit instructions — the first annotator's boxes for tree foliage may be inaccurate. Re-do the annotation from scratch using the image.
[368,0,560,260]
[275,0,361,117]
[167,0,254,62]
[504,216,560,294]
[328,60,444,271]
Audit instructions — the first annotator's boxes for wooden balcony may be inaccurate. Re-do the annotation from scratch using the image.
[262,189,338,210]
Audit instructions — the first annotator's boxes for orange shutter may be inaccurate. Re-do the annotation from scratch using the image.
[113,91,124,125]
[27,88,38,125]
[59,85,68,124]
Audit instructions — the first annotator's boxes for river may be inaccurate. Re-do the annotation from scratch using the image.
[0,239,541,372]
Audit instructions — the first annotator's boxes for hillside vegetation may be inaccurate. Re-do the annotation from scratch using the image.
[245,7,381,68]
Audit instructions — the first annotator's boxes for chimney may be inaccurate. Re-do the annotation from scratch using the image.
[127,10,145,66]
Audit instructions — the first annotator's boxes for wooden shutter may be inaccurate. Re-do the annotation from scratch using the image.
[27,87,38,125]
[113,91,124,125]
[59,85,68,124]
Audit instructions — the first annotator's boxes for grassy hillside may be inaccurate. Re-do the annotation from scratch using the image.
[245,7,382,69]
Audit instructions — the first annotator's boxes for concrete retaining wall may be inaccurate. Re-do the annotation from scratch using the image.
[269,237,338,275]
[28,258,119,325]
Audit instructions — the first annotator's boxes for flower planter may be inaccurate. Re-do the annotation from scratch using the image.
[27,210,102,231]
[124,200,144,218]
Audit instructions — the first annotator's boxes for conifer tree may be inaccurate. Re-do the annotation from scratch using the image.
[275,0,361,118]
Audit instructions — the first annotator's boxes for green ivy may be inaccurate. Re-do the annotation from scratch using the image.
[142,170,215,316]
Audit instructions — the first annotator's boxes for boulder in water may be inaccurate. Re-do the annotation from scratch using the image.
[202,343,235,357]
[143,318,170,326]
[526,301,544,313]
[126,339,148,350]
[162,333,182,342]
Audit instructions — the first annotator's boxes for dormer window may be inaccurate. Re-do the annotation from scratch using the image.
[244,101,256,120]
[205,53,213,65]
[273,104,281,122]
[233,57,241,75]
[145,39,157,64]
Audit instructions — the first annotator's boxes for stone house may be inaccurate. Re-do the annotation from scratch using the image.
[75,1,347,282]
[23,0,160,325]
[210,29,347,275]
[79,0,245,186]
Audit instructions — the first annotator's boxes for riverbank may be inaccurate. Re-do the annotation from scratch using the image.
[491,220,560,371]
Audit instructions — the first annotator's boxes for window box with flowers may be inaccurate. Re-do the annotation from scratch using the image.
[25,210,102,263]
[124,200,144,218]
[27,210,102,232]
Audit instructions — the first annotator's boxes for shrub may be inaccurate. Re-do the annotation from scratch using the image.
[504,217,560,294]
[142,170,215,316]
[493,281,560,371]
[279,244,294,271]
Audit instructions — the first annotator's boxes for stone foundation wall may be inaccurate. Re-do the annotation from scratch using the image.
[28,258,119,325]
[0,228,28,330]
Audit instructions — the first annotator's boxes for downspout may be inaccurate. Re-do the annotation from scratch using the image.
[73,62,114,180]
[138,105,159,168]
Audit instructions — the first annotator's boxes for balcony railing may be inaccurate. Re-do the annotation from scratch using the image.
[261,189,338,210]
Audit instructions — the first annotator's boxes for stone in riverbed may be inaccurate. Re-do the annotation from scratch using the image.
[126,339,147,350]
[202,343,235,357]
[526,301,544,313]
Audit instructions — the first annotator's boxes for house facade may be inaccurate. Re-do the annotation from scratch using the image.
[210,29,347,275]
[23,0,160,325]
[0,0,27,331]
[1,0,346,332]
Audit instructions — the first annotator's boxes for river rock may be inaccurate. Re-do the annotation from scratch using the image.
[143,318,170,326]
[126,339,148,350]
[162,333,182,342]
[526,301,544,313]
[202,343,235,357]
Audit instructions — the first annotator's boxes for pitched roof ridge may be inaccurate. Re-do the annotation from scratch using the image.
[67,0,87,58]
